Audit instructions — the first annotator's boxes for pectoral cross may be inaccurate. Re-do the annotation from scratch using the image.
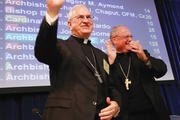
[94,70,103,84]
[125,78,131,90]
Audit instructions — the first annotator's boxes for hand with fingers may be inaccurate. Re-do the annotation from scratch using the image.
[46,0,66,18]
[105,40,117,65]
[129,40,148,62]
[99,97,120,120]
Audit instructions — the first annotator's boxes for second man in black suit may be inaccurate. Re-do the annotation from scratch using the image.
[105,25,170,120]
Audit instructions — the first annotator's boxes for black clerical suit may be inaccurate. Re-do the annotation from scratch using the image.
[110,51,170,120]
[34,18,121,120]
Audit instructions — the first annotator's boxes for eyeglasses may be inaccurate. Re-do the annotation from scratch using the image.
[113,35,133,39]
[70,15,93,21]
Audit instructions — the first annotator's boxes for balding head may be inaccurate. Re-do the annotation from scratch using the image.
[110,25,133,53]
[110,25,130,39]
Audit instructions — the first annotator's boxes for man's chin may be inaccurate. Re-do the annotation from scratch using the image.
[82,31,92,35]
[82,28,92,32]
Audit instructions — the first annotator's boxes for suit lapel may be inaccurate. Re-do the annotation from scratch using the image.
[93,48,106,83]
[66,36,95,73]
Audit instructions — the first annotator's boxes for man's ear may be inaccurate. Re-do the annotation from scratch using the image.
[67,21,72,30]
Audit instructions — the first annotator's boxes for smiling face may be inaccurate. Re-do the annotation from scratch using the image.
[68,5,93,39]
[111,26,133,53]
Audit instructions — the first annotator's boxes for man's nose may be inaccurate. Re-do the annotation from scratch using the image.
[82,17,89,22]
[127,37,132,42]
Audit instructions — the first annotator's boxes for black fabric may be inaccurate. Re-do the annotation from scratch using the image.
[128,108,159,120]
[110,51,170,120]
[116,53,153,113]
[72,35,107,114]
[73,35,96,69]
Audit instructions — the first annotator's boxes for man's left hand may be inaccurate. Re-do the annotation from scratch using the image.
[99,97,120,120]
[129,40,148,62]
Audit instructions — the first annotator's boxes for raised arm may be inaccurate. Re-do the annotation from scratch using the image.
[46,0,65,18]
[105,40,117,65]
[34,0,66,65]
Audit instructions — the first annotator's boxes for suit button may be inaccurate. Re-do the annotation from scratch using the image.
[92,101,97,106]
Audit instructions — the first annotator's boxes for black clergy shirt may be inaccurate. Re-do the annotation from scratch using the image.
[72,35,107,113]
[116,52,154,114]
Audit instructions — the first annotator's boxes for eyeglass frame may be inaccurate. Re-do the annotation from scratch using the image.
[69,15,94,21]
[111,35,134,40]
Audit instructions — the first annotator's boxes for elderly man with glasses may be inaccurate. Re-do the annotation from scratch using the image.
[34,0,121,120]
[106,25,170,120]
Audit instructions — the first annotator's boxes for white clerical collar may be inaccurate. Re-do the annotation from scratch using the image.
[83,39,89,44]
[72,35,90,44]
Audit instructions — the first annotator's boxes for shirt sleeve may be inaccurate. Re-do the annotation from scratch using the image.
[45,12,58,26]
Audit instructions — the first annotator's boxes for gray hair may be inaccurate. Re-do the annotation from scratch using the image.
[68,4,87,20]
[110,25,126,39]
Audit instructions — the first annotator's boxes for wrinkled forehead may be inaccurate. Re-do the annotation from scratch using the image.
[117,27,131,36]
[71,5,91,17]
